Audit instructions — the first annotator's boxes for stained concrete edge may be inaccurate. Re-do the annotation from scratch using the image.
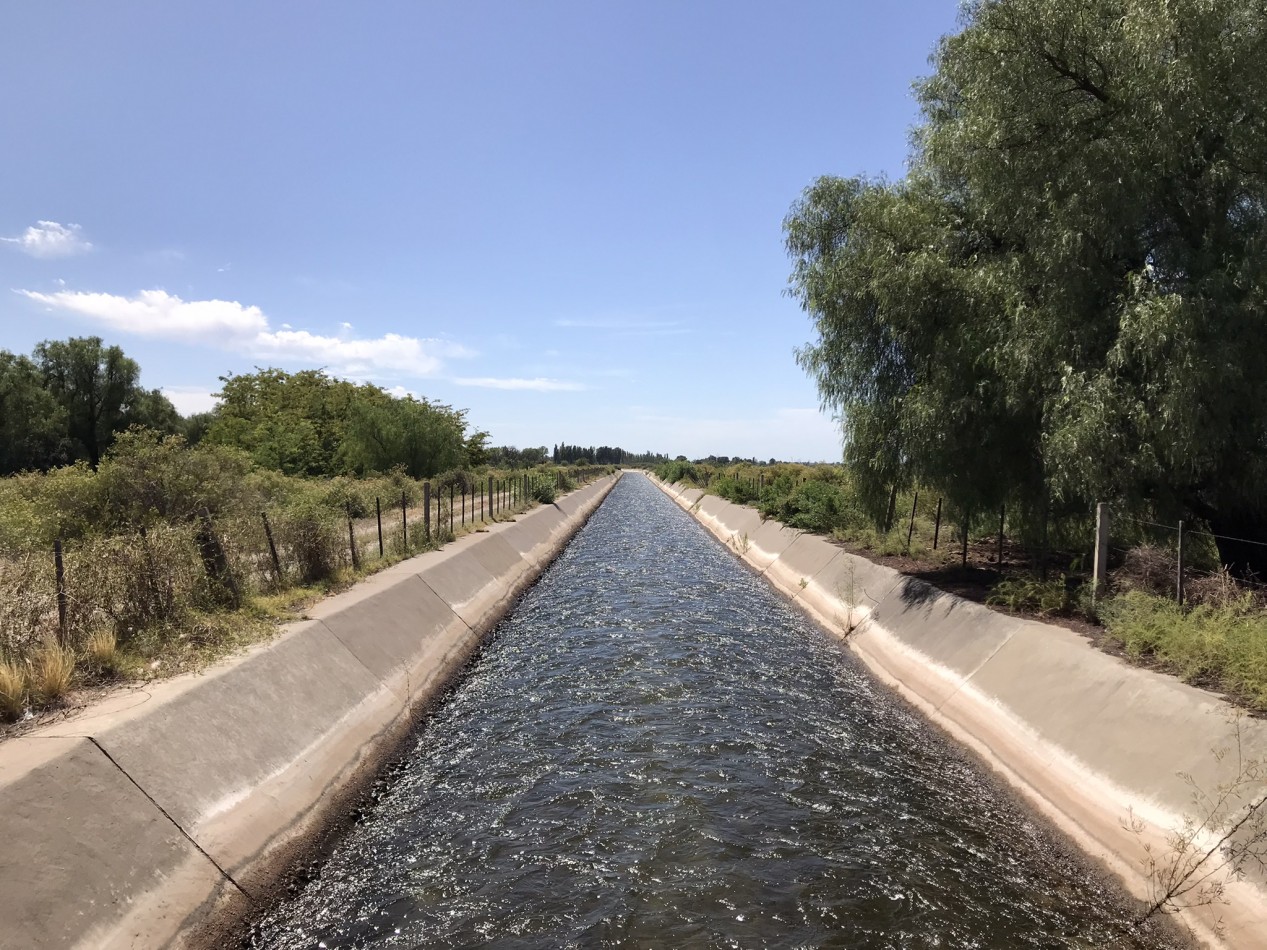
[645,472,1267,949]
[0,473,621,950]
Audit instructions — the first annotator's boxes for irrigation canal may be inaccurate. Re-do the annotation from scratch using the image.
[250,473,1180,949]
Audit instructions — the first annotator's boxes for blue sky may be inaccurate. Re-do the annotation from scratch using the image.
[1,1,961,461]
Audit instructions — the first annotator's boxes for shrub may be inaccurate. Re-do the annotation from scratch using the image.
[530,481,557,504]
[276,499,342,583]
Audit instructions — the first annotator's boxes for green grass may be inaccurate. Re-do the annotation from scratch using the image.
[1100,590,1267,710]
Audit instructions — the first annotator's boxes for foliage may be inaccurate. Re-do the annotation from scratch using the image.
[1101,591,1267,709]
[986,575,1076,617]
[0,351,69,473]
[342,393,470,479]
[35,336,179,467]
[786,0,1267,573]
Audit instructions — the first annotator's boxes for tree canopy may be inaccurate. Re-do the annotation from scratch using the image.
[787,0,1267,571]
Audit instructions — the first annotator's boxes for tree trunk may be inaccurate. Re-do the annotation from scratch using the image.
[1206,509,1267,581]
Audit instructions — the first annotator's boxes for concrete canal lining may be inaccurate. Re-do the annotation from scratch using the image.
[652,473,1267,950]
[0,473,619,949]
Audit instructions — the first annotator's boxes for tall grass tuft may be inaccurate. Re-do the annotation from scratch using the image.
[30,641,75,706]
[86,630,121,676]
[0,658,26,721]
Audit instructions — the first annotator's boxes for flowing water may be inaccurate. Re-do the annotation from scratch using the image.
[251,473,1181,949]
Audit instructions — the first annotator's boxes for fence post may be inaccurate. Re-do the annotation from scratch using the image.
[933,498,942,550]
[54,538,68,647]
[961,511,970,568]
[375,497,383,557]
[401,491,408,551]
[488,477,494,520]
[1177,519,1186,607]
[450,484,455,535]
[906,491,919,553]
[424,481,432,542]
[997,505,1006,570]
[195,507,241,608]
[346,504,360,571]
[1093,502,1110,602]
[261,511,283,580]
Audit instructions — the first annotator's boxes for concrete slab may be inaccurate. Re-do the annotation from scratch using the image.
[314,574,470,696]
[416,546,511,631]
[82,623,390,872]
[498,507,568,566]
[0,737,226,950]
[745,519,801,571]
[968,619,1267,818]
[869,578,1016,684]
[764,532,842,604]
[467,533,531,590]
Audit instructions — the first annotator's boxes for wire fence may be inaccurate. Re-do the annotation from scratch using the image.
[0,468,609,665]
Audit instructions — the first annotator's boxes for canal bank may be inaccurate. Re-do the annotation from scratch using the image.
[0,473,620,950]
[650,472,1267,949]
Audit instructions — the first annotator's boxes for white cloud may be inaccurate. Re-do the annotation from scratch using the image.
[3,221,93,258]
[16,287,473,379]
[161,387,220,415]
[453,376,586,392]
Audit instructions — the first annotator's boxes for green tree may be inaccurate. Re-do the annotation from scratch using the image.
[341,394,470,478]
[206,368,366,476]
[34,336,178,467]
[0,351,69,473]
[788,0,1267,572]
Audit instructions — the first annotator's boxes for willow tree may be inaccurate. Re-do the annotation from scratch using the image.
[788,0,1267,572]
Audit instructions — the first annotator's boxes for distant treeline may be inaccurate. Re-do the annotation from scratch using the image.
[0,336,491,480]
[550,444,668,466]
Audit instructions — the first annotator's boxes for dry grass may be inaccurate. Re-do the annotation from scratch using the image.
[30,642,75,706]
[85,630,121,675]
[0,659,26,722]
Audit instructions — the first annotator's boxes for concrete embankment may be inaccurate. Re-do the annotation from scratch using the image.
[0,473,620,949]
[650,473,1267,949]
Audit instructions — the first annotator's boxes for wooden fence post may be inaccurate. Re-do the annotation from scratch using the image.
[933,498,942,550]
[375,497,383,557]
[195,507,240,608]
[1093,502,1110,602]
[261,511,283,580]
[401,492,408,551]
[997,505,1006,570]
[424,482,432,542]
[1177,519,1186,606]
[54,538,68,646]
[906,491,919,552]
[346,504,360,571]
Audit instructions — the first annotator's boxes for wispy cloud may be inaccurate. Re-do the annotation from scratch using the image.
[453,376,586,392]
[3,221,93,258]
[17,287,473,378]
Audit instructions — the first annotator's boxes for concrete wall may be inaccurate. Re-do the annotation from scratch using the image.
[650,473,1267,949]
[0,474,620,949]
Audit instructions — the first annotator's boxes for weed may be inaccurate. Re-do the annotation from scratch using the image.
[987,575,1076,617]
